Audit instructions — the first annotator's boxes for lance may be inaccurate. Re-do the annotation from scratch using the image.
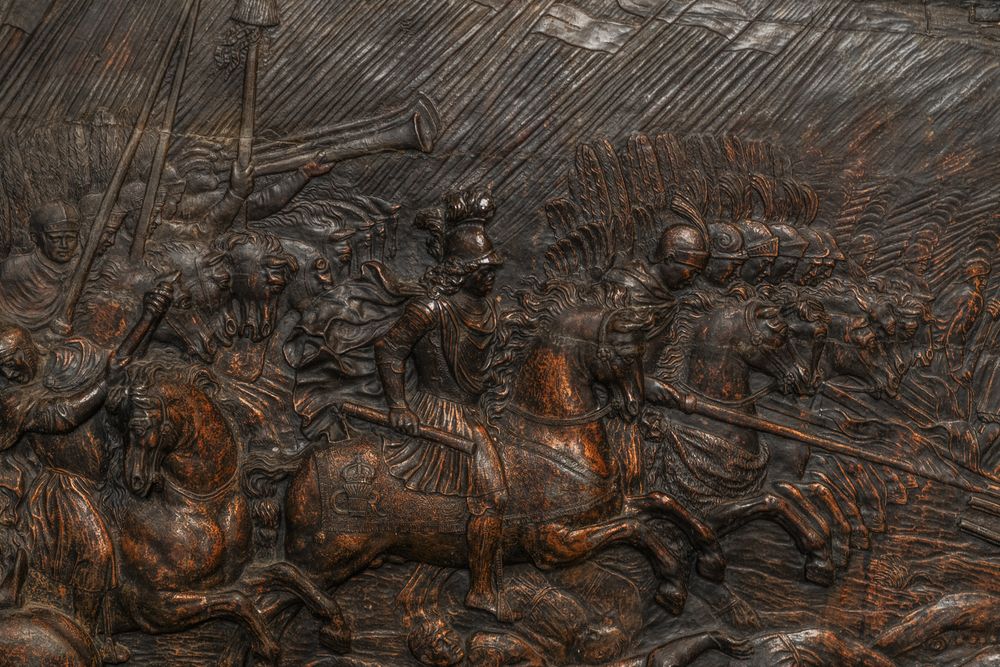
[230,0,279,172]
[667,389,1000,500]
[55,0,199,334]
[130,0,201,262]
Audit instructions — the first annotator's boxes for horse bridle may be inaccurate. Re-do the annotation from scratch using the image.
[132,391,239,502]
[508,308,635,426]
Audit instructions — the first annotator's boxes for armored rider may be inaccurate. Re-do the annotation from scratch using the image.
[374,188,508,618]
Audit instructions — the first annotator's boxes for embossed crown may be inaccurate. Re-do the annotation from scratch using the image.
[341,455,375,498]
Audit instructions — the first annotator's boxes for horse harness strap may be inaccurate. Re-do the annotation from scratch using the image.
[496,422,605,485]
[505,401,613,427]
[161,466,239,502]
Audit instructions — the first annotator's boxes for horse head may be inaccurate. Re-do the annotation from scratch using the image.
[820,282,904,398]
[108,373,171,497]
[501,280,653,424]
[731,296,815,396]
[108,358,224,498]
[597,305,653,421]
[210,230,298,345]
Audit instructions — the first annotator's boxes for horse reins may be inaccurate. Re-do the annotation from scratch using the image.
[505,401,614,426]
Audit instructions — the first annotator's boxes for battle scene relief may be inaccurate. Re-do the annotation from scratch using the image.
[1,0,1000,665]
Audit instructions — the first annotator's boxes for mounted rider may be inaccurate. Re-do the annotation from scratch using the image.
[0,283,171,664]
[374,187,508,618]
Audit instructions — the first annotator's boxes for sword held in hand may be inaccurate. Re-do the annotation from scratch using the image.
[341,402,475,455]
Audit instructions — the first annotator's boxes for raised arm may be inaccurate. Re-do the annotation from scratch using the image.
[22,378,109,436]
[203,161,256,235]
[248,159,334,221]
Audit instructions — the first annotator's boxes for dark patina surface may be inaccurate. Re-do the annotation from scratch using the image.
[0,1,999,665]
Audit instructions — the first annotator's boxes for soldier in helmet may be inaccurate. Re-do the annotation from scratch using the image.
[374,188,508,617]
[606,203,710,319]
[0,201,82,332]
[700,222,746,289]
[765,223,807,285]
[734,218,779,285]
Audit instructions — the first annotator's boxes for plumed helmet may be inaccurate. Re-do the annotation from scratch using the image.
[815,228,845,261]
[653,224,709,267]
[735,218,778,258]
[708,222,746,259]
[799,227,830,259]
[769,223,807,258]
[441,188,502,266]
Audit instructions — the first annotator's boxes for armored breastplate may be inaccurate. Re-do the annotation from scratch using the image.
[410,297,496,404]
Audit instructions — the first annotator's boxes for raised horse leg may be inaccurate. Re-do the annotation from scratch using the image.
[627,491,726,582]
[710,491,835,586]
[128,588,280,664]
[527,516,692,614]
[776,481,853,569]
[240,561,351,654]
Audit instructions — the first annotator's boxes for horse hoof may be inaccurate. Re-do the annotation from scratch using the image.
[711,594,761,630]
[655,582,687,616]
[695,550,726,583]
[252,638,282,665]
[804,555,836,587]
[98,639,131,664]
[319,622,352,655]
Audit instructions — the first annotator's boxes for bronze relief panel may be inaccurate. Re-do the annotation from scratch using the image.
[0,0,998,665]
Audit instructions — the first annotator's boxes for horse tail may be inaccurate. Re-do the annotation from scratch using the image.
[241,446,315,558]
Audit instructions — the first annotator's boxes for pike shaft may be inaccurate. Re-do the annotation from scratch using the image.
[58,0,199,332]
[682,393,1000,498]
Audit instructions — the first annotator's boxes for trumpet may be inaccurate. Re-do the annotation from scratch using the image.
[250,92,440,175]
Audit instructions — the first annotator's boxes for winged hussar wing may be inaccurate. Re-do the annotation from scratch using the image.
[543,132,793,277]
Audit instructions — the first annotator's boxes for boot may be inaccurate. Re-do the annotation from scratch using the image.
[464,512,509,620]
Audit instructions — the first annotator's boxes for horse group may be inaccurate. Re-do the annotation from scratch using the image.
[0,274,908,665]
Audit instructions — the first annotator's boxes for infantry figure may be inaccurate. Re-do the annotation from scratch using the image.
[0,202,82,332]
[0,285,170,663]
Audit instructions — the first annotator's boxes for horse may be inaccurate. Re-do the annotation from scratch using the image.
[0,605,97,667]
[283,289,728,651]
[103,358,347,663]
[806,278,905,399]
[650,290,854,590]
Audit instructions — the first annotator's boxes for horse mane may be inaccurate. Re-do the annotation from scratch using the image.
[656,291,708,384]
[483,277,630,424]
[655,288,741,384]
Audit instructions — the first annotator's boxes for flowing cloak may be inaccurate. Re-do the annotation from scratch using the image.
[0,248,80,332]
[5,337,118,591]
[603,259,677,333]
[283,262,418,443]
